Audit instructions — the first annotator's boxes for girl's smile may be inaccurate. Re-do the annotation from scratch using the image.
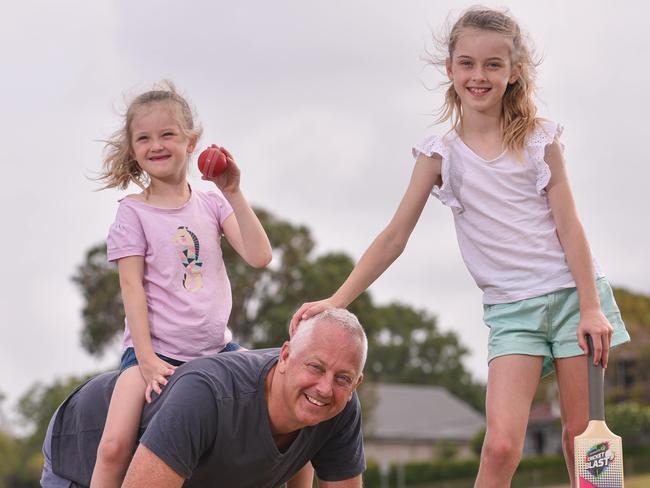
[446,28,520,117]
[130,102,195,184]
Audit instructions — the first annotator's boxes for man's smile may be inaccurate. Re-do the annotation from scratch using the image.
[305,393,328,407]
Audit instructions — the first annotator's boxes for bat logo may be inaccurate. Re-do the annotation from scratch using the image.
[584,442,615,478]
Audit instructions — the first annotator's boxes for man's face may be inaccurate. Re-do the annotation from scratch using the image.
[275,322,364,430]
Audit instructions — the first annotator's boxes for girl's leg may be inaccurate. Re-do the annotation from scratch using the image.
[475,355,543,488]
[555,355,589,488]
[91,367,146,488]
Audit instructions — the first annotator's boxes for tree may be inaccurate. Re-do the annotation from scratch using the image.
[601,288,650,404]
[16,375,95,455]
[362,303,485,411]
[0,392,21,488]
[71,245,122,356]
[606,402,650,448]
[71,207,484,410]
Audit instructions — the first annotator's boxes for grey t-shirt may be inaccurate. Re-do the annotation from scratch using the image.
[49,348,365,487]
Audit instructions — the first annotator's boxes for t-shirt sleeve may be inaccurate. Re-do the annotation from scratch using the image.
[139,373,218,478]
[207,190,234,228]
[106,201,146,262]
[311,392,366,481]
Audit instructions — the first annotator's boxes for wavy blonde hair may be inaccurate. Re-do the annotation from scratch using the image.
[430,7,541,155]
[98,80,203,190]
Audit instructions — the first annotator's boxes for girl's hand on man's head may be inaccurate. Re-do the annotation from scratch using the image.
[289,299,337,337]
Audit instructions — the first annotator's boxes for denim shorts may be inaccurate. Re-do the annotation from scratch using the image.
[119,342,241,371]
[483,278,630,377]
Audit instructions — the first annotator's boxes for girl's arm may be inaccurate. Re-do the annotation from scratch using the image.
[203,147,273,268]
[289,153,442,333]
[118,256,176,402]
[544,139,614,367]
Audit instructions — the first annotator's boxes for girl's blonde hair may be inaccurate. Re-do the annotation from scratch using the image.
[431,7,541,155]
[98,80,203,190]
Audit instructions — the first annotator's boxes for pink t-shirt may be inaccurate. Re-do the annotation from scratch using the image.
[107,189,234,361]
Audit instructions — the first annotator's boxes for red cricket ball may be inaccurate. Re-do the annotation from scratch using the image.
[198,145,228,178]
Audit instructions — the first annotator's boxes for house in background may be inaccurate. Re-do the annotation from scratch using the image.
[524,401,562,456]
[362,383,485,466]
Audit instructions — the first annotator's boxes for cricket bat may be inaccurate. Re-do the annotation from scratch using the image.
[574,335,624,487]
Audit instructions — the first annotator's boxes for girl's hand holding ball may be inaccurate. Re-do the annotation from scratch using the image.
[198,144,228,178]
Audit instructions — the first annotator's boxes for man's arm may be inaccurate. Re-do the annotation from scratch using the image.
[122,444,184,488]
[318,474,363,487]
[286,462,314,488]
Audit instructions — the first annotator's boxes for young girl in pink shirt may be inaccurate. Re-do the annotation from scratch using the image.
[93,81,272,486]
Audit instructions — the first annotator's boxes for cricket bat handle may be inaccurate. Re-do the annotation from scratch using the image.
[587,335,605,421]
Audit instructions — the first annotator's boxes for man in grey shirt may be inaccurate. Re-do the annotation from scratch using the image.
[42,309,367,487]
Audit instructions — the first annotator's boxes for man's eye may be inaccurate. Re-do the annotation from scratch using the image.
[336,375,352,386]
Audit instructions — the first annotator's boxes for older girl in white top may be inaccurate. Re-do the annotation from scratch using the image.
[291,7,629,487]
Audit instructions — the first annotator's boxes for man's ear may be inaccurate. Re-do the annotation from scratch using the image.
[277,341,291,374]
[349,374,363,401]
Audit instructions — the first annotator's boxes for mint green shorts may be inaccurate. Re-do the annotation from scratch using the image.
[483,278,630,377]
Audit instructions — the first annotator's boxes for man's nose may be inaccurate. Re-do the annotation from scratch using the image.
[315,375,334,398]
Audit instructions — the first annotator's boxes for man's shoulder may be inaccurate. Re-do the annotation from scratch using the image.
[167,348,280,393]
[184,348,279,371]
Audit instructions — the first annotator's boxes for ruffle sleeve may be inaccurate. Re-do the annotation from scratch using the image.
[412,134,462,211]
[527,120,564,195]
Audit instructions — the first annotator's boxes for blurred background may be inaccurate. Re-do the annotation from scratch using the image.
[1,1,649,485]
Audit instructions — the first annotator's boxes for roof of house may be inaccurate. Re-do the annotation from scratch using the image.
[363,383,485,442]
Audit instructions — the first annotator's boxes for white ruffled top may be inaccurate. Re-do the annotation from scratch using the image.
[413,121,602,304]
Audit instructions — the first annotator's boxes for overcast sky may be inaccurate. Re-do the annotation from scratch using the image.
[1,0,649,422]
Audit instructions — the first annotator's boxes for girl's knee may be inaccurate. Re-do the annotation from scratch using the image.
[481,433,522,466]
[564,415,588,438]
[96,436,134,466]
[562,421,587,456]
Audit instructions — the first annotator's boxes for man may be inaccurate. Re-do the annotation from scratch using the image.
[41,309,367,487]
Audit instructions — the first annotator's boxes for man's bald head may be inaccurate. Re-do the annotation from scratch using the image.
[290,309,367,374]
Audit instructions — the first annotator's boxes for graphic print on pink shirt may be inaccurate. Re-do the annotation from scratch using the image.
[173,226,204,292]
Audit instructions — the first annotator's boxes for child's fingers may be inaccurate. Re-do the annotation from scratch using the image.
[289,306,307,335]
[220,146,233,160]
[289,303,318,335]
[302,302,327,320]
[577,332,588,356]
[598,334,611,368]
[144,377,165,404]
[591,334,609,368]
